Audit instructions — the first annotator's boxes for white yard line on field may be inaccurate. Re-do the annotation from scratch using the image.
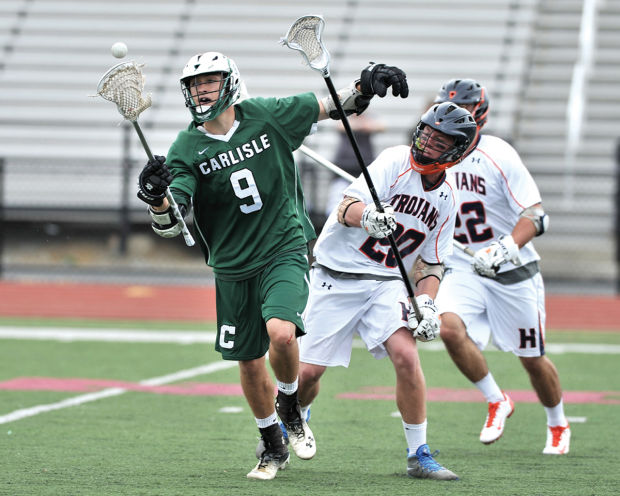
[0,327,216,344]
[0,360,237,425]
[1,327,619,354]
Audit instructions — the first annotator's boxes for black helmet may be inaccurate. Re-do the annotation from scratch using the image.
[434,78,489,128]
[410,102,477,174]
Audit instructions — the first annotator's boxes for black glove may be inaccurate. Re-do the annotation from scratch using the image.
[137,155,173,207]
[359,63,409,98]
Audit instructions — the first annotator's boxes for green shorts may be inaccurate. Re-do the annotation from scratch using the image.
[214,249,310,361]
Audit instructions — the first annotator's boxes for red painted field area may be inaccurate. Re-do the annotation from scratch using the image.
[1,377,618,404]
[0,281,618,330]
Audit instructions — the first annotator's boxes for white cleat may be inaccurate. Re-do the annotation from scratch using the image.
[247,451,290,480]
[286,418,316,460]
[276,393,316,460]
[479,392,515,444]
[543,424,571,455]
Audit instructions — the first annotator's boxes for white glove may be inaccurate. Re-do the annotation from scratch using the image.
[360,202,396,239]
[407,295,440,342]
[472,234,522,277]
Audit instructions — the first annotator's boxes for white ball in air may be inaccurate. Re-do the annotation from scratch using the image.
[111,42,128,59]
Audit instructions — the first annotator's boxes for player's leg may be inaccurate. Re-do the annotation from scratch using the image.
[297,361,327,411]
[213,277,289,480]
[262,251,316,460]
[519,356,570,454]
[240,357,290,480]
[488,273,569,453]
[295,266,366,456]
[353,281,457,480]
[517,272,569,454]
[437,272,513,444]
[384,327,458,480]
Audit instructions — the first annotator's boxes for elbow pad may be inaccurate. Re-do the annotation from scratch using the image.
[520,205,549,236]
[412,256,445,285]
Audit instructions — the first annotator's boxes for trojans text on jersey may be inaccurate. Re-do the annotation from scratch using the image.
[453,171,486,195]
[198,133,271,175]
[390,194,439,230]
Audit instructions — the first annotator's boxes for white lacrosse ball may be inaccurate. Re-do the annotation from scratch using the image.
[111,42,128,59]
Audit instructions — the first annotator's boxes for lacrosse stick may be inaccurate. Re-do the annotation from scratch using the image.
[282,15,420,320]
[96,62,195,247]
[453,239,475,257]
[298,144,475,258]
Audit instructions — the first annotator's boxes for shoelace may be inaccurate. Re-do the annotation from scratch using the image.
[418,449,443,472]
[485,401,501,427]
[549,425,566,447]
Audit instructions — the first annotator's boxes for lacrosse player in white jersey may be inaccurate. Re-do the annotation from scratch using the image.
[296,102,477,480]
[434,79,571,455]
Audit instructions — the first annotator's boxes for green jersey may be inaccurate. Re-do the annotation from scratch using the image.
[166,92,319,280]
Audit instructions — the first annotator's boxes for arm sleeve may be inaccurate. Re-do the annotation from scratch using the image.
[255,93,320,150]
[164,132,198,209]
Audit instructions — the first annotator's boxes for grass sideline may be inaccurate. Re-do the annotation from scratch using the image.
[1,320,619,495]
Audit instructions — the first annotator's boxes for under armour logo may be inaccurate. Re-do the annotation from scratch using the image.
[439,192,448,200]
[321,282,332,290]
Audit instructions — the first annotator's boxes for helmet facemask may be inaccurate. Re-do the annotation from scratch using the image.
[180,52,241,123]
[410,102,478,175]
[182,72,237,122]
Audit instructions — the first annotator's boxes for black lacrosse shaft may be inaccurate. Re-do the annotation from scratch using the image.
[323,76,421,319]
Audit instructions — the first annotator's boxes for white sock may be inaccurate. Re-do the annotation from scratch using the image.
[544,399,568,427]
[403,419,427,456]
[277,378,298,395]
[300,404,311,421]
[474,372,504,403]
[255,412,278,429]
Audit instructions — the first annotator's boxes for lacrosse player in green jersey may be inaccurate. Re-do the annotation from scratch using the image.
[136,51,408,480]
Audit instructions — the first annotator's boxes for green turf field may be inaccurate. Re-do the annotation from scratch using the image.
[1,320,619,496]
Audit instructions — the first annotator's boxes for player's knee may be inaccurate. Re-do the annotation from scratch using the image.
[266,318,297,349]
[439,312,465,345]
[299,362,325,385]
[519,355,548,374]
[391,348,420,377]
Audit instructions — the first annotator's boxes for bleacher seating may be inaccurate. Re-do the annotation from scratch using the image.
[0,0,617,288]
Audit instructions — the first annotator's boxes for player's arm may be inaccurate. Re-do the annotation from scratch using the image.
[317,63,408,121]
[137,155,188,238]
[407,258,443,342]
[472,202,548,277]
[336,196,396,239]
[513,202,549,245]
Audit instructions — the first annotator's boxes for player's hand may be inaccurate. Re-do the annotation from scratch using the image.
[472,234,522,277]
[137,155,173,207]
[360,202,396,238]
[359,63,409,98]
[408,295,440,342]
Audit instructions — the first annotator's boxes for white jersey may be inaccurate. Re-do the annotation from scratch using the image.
[314,145,458,276]
[447,134,541,273]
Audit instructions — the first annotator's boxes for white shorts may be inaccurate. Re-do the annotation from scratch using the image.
[299,266,409,367]
[435,268,547,357]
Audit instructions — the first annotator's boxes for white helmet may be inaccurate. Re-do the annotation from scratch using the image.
[180,52,242,122]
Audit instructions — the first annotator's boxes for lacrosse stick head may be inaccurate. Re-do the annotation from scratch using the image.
[96,62,152,121]
[280,15,331,77]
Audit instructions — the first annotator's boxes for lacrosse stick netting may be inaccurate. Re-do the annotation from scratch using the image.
[97,62,152,122]
[96,62,195,247]
[280,15,331,76]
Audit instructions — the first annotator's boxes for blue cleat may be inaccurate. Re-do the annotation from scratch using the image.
[406,444,459,480]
